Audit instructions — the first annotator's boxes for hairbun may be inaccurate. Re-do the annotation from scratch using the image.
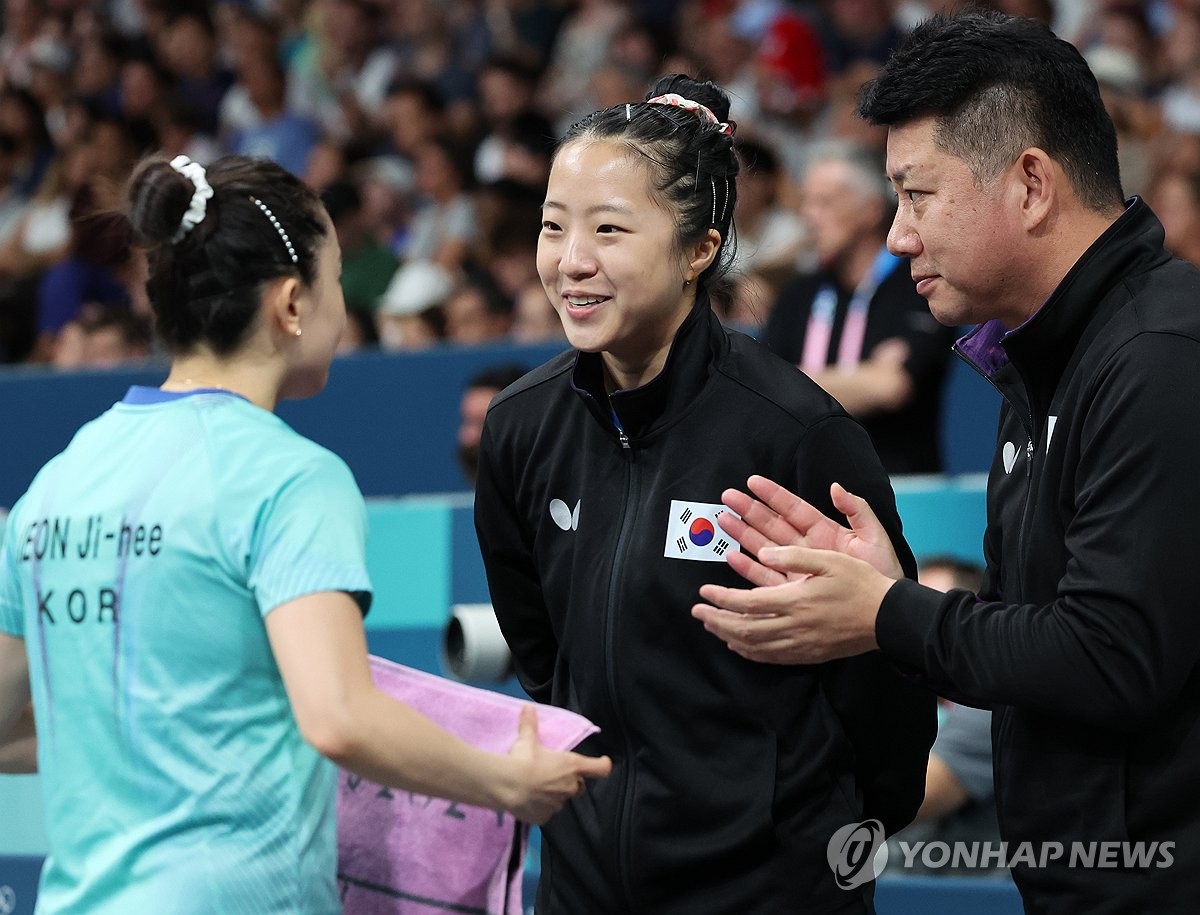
[127,158,197,247]
[648,74,732,125]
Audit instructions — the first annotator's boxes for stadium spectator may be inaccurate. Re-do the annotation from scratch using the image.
[1146,168,1200,267]
[51,303,153,370]
[226,55,318,176]
[510,279,564,344]
[375,258,452,351]
[321,179,399,317]
[443,275,513,345]
[762,140,955,474]
[404,137,476,269]
[730,136,810,282]
[457,363,528,485]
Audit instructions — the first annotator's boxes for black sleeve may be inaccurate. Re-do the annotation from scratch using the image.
[877,333,1200,728]
[799,415,938,835]
[473,414,558,703]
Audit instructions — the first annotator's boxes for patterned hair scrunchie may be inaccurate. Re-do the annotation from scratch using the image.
[645,93,735,136]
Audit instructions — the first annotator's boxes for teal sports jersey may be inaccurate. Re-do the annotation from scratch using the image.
[0,387,372,914]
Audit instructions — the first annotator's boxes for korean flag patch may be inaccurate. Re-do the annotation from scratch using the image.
[663,500,740,562]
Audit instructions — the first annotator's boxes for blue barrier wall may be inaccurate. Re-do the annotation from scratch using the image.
[0,341,1000,509]
[0,342,565,508]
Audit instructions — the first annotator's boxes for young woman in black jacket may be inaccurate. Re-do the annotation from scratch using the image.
[475,75,935,913]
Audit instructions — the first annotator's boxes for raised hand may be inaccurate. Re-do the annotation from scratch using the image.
[719,476,904,585]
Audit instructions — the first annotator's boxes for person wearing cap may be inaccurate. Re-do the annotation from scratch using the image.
[375,258,453,350]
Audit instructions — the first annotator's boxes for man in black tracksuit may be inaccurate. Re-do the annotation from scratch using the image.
[475,302,935,913]
[879,196,1200,911]
[695,13,1200,913]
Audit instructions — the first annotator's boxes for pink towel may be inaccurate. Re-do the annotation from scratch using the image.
[336,656,599,915]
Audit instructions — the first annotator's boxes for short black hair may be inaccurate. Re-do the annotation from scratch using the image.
[320,181,362,224]
[857,11,1124,213]
[467,363,530,393]
[735,138,780,178]
[385,78,445,114]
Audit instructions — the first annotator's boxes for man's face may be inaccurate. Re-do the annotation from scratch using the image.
[800,159,883,269]
[885,116,1028,328]
[457,386,500,483]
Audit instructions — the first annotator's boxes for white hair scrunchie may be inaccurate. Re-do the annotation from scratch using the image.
[169,155,213,243]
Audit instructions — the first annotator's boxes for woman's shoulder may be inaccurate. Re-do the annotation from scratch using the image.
[193,400,361,498]
[487,349,576,414]
[715,330,848,427]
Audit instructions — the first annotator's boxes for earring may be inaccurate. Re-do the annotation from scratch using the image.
[295,328,302,337]
[683,279,692,287]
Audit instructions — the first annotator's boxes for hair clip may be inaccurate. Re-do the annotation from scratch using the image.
[250,197,298,264]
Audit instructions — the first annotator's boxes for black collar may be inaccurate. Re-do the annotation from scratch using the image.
[570,301,723,443]
[958,198,1170,422]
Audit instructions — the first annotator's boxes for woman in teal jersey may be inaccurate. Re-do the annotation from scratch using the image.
[0,154,609,914]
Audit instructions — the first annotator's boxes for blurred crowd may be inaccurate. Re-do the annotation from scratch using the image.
[1,0,1200,373]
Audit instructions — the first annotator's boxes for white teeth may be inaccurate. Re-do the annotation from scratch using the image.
[566,295,605,306]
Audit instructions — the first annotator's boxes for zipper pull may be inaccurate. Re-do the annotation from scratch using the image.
[618,429,631,450]
[1026,439,1033,476]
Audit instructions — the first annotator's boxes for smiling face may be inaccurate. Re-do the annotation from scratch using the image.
[886,116,1029,328]
[538,139,709,389]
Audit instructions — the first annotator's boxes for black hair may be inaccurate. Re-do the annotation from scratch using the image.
[490,202,542,255]
[557,74,740,301]
[423,136,476,191]
[857,11,1124,213]
[467,363,530,393]
[126,154,328,356]
[736,137,780,178]
[449,272,515,325]
[81,305,154,351]
[0,87,51,149]
[89,112,158,159]
[480,55,539,87]
[385,78,446,115]
[320,181,362,224]
[505,109,556,159]
[164,4,216,37]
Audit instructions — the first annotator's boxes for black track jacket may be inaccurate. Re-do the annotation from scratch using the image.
[476,303,935,913]
[877,200,1200,913]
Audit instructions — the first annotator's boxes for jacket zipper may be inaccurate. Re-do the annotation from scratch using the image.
[952,342,1038,588]
[604,432,639,909]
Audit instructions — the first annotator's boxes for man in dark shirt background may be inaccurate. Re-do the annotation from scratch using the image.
[762,140,955,474]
